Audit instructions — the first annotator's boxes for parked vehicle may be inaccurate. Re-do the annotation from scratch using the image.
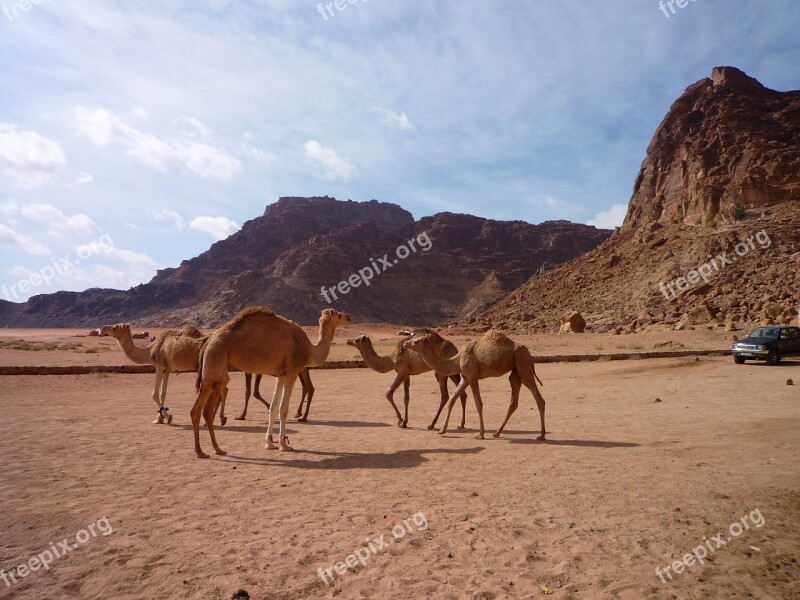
[731,326,800,365]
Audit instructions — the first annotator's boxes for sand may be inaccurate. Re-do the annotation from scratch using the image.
[0,330,798,599]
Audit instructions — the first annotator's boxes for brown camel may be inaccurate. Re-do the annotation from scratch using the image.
[346,330,467,429]
[404,330,546,440]
[235,369,315,421]
[191,307,351,458]
[101,323,209,424]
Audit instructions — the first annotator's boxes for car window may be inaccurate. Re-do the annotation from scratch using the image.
[789,328,800,339]
[750,328,778,339]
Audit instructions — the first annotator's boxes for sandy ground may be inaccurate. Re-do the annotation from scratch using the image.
[0,333,798,599]
[0,325,734,367]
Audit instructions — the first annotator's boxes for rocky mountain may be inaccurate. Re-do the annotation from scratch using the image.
[0,196,610,327]
[469,67,800,333]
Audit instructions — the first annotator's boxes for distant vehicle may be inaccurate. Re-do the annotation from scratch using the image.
[731,326,800,365]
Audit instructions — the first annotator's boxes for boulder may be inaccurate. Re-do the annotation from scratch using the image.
[559,311,586,334]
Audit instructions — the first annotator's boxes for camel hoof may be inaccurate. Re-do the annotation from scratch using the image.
[475,434,485,440]
[220,416,227,426]
[438,429,448,435]
[398,423,407,429]
[427,425,435,430]
[457,425,466,430]
[266,442,278,451]
[153,418,163,424]
[166,414,173,425]
[537,434,546,441]
[196,451,210,459]
[294,413,303,419]
[215,448,227,456]
[298,417,308,423]
[491,432,501,438]
[235,416,245,421]
[279,446,294,452]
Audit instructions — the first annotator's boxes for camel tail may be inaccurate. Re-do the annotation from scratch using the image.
[195,337,210,391]
[532,359,543,387]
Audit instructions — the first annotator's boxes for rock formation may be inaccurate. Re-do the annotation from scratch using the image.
[467,67,800,333]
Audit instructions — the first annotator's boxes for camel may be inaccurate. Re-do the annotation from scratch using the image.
[234,369,315,421]
[191,307,351,458]
[101,323,210,424]
[346,330,468,429]
[403,329,546,440]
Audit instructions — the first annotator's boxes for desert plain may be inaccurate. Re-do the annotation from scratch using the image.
[0,326,798,600]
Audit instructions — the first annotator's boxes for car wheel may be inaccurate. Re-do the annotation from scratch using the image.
[733,356,745,364]
[767,350,780,366]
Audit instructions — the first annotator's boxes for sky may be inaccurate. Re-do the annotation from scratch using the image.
[1,0,799,302]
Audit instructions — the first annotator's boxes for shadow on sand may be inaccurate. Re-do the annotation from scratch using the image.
[219,446,485,469]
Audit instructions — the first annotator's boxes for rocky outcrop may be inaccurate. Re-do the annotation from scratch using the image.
[467,68,800,333]
[0,197,610,327]
[624,66,800,230]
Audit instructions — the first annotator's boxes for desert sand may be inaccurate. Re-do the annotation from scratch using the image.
[0,329,798,599]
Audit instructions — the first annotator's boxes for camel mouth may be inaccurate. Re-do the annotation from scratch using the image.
[346,338,358,346]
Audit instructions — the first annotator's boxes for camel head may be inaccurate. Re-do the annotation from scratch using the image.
[402,332,437,353]
[320,309,352,329]
[346,334,369,348]
[100,323,130,339]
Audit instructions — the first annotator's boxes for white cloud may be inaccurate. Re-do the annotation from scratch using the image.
[173,116,212,142]
[19,203,99,236]
[0,124,66,186]
[303,140,354,181]
[241,133,274,162]
[0,224,50,255]
[73,172,94,186]
[75,107,242,181]
[1,200,20,217]
[372,108,416,131]
[79,243,159,271]
[153,208,186,229]
[587,203,628,229]
[189,215,239,241]
[131,107,150,121]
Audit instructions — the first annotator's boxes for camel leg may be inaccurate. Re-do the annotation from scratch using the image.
[152,369,165,423]
[277,375,297,452]
[253,374,269,409]
[203,384,226,456]
[218,386,228,426]
[525,380,547,440]
[454,374,468,429]
[438,378,470,435]
[236,373,252,420]
[493,371,521,438]
[400,378,410,428]
[385,373,406,427]
[265,378,284,450]
[468,380,485,439]
[295,380,307,419]
[190,382,215,458]
[428,372,450,430]
[299,369,314,422]
[158,369,174,424]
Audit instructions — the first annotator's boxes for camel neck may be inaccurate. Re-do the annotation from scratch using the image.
[114,333,154,365]
[308,318,336,367]
[419,345,460,376]
[357,339,394,373]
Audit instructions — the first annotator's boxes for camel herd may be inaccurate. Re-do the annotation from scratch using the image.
[103,306,547,459]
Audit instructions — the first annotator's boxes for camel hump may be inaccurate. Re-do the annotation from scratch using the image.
[225,306,277,330]
[179,325,205,338]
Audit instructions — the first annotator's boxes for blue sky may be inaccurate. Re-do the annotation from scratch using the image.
[1,0,799,302]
